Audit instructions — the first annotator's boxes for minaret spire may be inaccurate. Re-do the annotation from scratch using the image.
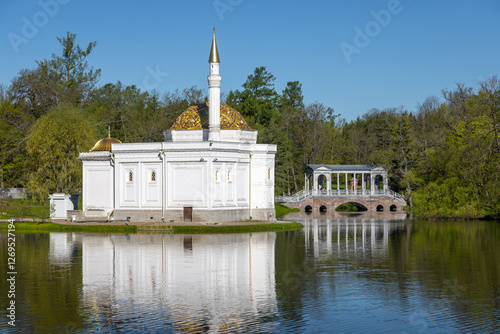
[209,27,220,63]
[208,28,221,141]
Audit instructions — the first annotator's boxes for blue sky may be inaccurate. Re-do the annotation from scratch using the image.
[1,0,499,121]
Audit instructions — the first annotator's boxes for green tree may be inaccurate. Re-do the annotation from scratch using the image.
[37,32,101,105]
[0,100,30,187]
[26,105,97,201]
[280,81,305,193]
[8,32,100,120]
[227,66,278,126]
[411,79,500,219]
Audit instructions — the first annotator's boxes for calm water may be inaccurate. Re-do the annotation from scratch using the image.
[1,214,499,333]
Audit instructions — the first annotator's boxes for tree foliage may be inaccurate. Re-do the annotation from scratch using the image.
[36,32,101,105]
[0,32,498,218]
[26,105,97,201]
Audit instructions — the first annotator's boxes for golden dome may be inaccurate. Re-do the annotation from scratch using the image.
[169,102,252,131]
[90,131,122,152]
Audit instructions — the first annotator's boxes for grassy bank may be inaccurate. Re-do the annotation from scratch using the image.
[0,221,303,234]
[275,203,300,217]
[0,198,50,220]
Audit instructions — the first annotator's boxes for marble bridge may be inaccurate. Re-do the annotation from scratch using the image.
[275,164,407,213]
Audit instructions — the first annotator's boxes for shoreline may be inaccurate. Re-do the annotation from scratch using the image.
[0,218,303,234]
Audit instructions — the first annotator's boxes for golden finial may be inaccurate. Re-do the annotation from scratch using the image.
[209,28,220,63]
[108,126,111,138]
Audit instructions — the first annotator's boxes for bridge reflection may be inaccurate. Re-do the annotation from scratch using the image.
[283,211,409,259]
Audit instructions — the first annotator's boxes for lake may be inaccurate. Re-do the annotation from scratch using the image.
[1,213,499,333]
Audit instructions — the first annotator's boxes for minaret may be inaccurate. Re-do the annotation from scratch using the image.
[208,28,221,141]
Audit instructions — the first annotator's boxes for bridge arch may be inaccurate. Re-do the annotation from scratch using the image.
[376,205,384,212]
[335,202,368,212]
[319,205,327,213]
[305,205,313,213]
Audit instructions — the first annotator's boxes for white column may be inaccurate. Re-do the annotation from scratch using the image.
[345,173,348,195]
[383,172,388,193]
[354,173,357,195]
[362,173,366,195]
[327,174,331,195]
[370,173,375,195]
[208,62,221,141]
[337,173,340,196]
[313,172,318,193]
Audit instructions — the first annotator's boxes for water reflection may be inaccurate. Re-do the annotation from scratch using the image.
[276,214,500,333]
[76,233,277,333]
[283,209,409,221]
[1,217,499,333]
[50,233,79,265]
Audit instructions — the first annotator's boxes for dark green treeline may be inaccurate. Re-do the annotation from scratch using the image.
[0,33,498,219]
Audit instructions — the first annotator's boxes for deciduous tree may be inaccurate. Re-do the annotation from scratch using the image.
[26,105,97,201]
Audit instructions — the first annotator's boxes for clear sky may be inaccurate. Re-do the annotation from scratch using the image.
[1,0,499,121]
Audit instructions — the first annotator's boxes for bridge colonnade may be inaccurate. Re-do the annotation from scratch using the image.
[304,164,388,196]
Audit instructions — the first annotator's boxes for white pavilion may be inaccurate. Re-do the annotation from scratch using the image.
[76,30,276,223]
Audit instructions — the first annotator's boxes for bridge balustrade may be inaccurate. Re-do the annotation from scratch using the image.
[276,188,405,203]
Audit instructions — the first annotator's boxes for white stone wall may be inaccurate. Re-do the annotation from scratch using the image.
[80,152,114,212]
[113,143,163,210]
[80,135,276,221]
[249,144,276,218]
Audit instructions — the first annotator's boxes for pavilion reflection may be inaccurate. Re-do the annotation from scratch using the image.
[54,233,278,332]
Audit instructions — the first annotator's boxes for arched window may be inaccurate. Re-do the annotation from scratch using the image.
[268,168,271,180]
[128,171,133,182]
[151,171,156,182]
[215,170,218,181]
